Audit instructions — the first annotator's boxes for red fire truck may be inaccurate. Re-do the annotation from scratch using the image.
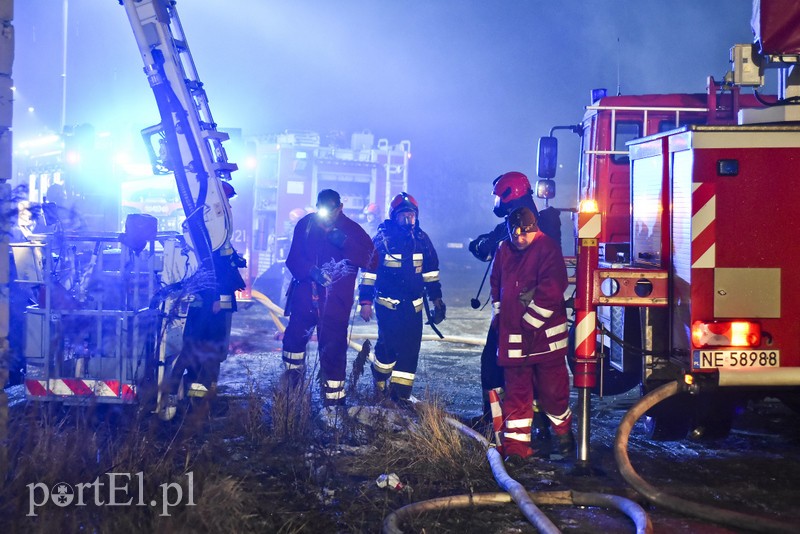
[537,3,800,445]
[238,130,410,301]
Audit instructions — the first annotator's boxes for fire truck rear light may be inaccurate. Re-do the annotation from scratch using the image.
[579,199,599,213]
[691,320,761,348]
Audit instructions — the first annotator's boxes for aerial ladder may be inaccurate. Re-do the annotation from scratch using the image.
[119,0,239,415]
[120,0,237,271]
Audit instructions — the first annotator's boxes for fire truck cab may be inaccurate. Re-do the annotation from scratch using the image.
[538,2,800,441]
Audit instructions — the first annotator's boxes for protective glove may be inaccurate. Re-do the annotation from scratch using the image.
[232,251,247,268]
[326,228,347,249]
[360,302,373,322]
[518,289,534,308]
[468,235,494,262]
[432,298,447,324]
[310,266,332,287]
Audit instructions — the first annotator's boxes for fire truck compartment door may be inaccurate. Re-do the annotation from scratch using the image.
[714,268,780,318]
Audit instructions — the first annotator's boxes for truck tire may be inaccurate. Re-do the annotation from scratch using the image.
[643,391,693,441]
[688,392,740,441]
[567,323,641,396]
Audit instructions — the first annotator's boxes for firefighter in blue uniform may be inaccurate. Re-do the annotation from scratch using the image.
[358,192,446,403]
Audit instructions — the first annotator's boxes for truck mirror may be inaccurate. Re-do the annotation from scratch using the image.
[537,136,558,178]
[536,179,556,199]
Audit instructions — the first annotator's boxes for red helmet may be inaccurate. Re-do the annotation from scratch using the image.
[389,192,419,219]
[492,171,531,202]
[363,203,379,215]
[288,208,306,223]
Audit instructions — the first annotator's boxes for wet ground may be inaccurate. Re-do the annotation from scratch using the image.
[221,302,800,533]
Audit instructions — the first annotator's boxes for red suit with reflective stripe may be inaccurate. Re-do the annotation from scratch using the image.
[490,232,571,457]
[282,211,374,404]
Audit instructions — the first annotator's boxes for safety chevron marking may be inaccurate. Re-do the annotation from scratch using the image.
[25,379,137,401]
[578,213,602,239]
[574,311,596,357]
[692,182,716,268]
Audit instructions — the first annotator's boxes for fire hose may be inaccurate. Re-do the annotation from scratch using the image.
[614,380,797,534]
[249,290,650,532]
[383,415,651,534]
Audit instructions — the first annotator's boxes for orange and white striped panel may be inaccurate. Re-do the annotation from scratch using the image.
[578,213,601,239]
[26,379,137,401]
[691,182,716,268]
[574,311,596,358]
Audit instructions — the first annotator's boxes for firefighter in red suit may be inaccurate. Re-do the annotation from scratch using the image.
[358,192,446,403]
[490,206,574,461]
[282,189,375,406]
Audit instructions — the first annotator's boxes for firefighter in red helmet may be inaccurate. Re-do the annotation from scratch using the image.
[281,189,374,406]
[490,206,574,462]
[468,171,561,443]
[358,192,445,404]
[360,202,380,236]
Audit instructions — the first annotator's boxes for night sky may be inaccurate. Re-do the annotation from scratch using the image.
[12,0,758,243]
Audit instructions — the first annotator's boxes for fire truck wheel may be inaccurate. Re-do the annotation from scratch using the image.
[688,392,740,441]
[643,390,693,441]
[567,324,641,396]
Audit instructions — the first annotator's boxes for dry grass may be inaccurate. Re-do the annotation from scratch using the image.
[269,373,313,442]
[0,380,494,532]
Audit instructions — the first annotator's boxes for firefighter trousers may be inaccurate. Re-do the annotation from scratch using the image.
[282,282,352,405]
[501,358,572,458]
[372,300,423,400]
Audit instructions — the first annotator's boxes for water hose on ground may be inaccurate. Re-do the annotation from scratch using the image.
[383,415,651,534]
[614,380,796,534]
[250,291,650,533]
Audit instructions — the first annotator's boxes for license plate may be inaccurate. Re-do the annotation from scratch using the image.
[692,350,780,369]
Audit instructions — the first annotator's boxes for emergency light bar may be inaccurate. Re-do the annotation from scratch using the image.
[691,320,761,349]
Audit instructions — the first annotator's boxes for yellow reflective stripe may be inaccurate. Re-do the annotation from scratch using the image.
[508,334,522,344]
[507,349,523,358]
[325,390,346,399]
[412,298,424,312]
[325,380,345,389]
[413,253,423,267]
[523,313,545,329]
[504,432,531,442]
[384,254,402,267]
[390,370,415,386]
[546,322,568,338]
[284,362,304,370]
[390,376,414,386]
[283,351,305,361]
[376,297,400,310]
[422,270,440,282]
[529,301,554,318]
[372,359,395,372]
[549,338,569,351]
[506,418,533,429]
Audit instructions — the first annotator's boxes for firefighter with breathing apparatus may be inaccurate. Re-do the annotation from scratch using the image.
[358,192,446,404]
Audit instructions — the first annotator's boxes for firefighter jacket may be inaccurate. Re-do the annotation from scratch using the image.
[286,211,374,296]
[490,232,568,367]
[358,219,442,309]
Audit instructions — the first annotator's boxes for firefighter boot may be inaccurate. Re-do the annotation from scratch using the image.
[555,431,576,458]
[532,400,551,443]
